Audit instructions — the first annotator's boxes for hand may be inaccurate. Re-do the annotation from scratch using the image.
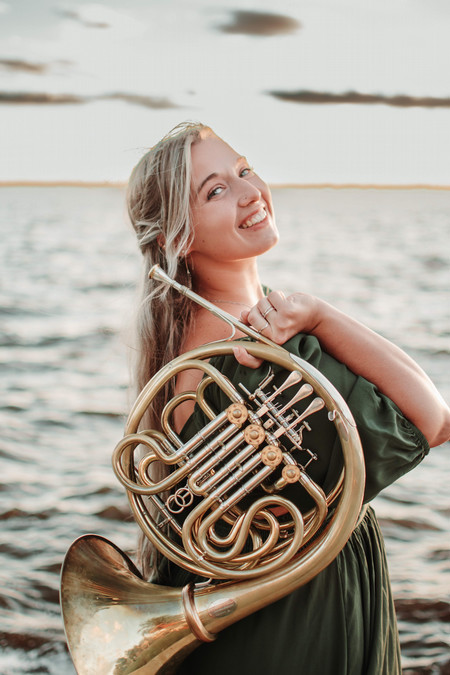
[233,291,321,369]
[243,291,320,344]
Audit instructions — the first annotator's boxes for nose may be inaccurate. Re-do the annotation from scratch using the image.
[237,179,261,206]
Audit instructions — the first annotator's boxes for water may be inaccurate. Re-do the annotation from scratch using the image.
[0,186,449,674]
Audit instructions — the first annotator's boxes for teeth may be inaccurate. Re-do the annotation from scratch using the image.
[241,209,266,229]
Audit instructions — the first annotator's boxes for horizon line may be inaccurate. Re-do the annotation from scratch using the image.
[1,180,450,190]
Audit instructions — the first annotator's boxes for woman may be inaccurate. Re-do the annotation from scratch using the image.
[126,121,450,674]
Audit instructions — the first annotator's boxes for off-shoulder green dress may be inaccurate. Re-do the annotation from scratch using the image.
[156,333,429,675]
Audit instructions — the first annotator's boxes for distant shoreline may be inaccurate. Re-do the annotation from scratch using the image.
[0,181,449,190]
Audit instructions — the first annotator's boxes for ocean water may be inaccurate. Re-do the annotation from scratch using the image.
[0,186,449,674]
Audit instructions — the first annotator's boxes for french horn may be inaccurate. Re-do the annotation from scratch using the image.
[60,265,365,674]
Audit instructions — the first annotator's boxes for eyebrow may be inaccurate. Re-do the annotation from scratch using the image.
[197,172,218,195]
[195,156,247,195]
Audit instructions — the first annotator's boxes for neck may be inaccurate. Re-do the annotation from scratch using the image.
[190,256,264,307]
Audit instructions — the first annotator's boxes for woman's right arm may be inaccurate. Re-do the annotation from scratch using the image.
[239,292,450,448]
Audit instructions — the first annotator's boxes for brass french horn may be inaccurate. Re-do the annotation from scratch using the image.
[60,265,365,674]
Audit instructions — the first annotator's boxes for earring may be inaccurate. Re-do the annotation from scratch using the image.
[184,255,192,285]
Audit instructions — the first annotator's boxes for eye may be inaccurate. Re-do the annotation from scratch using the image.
[207,185,224,200]
[240,166,254,178]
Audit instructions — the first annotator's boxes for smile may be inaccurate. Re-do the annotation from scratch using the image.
[240,208,267,229]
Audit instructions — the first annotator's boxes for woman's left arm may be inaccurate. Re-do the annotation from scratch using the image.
[239,292,450,448]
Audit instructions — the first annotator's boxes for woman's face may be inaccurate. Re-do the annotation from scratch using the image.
[188,133,279,265]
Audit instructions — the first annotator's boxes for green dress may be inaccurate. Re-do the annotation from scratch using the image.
[157,333,429,675]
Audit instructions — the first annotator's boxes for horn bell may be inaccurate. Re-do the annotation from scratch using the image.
[60,534,199,674]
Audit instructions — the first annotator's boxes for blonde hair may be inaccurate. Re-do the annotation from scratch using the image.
[127,121,210,577]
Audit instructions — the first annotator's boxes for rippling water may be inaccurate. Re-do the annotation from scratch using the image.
[0,186,449,674]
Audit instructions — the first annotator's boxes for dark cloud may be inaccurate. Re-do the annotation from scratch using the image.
[104,93,179,109]
[268,89,450,108]
[216,10,300,36]
[0,92,85,104]
[0,59,49,74]
[0,91,180,109]
[54,8,109,29]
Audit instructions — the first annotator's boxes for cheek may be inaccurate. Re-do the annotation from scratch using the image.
[195,204,230,234]
[190,217,219,253]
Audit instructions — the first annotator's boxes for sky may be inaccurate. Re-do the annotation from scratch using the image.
[1,0,450,184]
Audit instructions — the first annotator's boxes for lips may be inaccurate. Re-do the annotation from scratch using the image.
[240,207,267,229]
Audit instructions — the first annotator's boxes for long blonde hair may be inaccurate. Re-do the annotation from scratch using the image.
[126,121,210,577]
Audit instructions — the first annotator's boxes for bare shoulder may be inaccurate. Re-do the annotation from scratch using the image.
[182,307,245,353]
[176,309,227,398]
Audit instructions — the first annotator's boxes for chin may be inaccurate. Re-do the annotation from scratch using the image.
[266,224,280,247]
[257,232,279,256]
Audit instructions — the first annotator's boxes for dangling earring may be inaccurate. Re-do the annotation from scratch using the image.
[184,254,192,287]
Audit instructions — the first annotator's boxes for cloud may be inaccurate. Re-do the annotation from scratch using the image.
[0,59,49,74]
[3,87,447,111]
[215,10,300,37]
[103,93,179,109]
[53,4,144,37]
[267,89,450,108]
[0,92,85,104]
[0,91,180,109]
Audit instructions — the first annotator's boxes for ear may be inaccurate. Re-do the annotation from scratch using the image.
[157,234,166,249]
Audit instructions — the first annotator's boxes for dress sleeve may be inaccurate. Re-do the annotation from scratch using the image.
[342,374,429,501]
[180,332,430,504]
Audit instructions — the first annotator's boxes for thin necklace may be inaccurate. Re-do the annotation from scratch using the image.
[203,296,252,310]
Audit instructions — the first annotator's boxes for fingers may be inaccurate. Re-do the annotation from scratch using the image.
[261,305,275,319]
[245,293,283,335]
[240,308,250,323]
[241,290,317,345]
[264,290,286,310]
[248,313,272,335]
[232,345,263,369]
[240,308,268,335]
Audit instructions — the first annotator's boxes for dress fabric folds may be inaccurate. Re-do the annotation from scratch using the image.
[157,333,429,675]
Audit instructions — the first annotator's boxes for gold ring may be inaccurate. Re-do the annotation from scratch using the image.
[262,306,275,319]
